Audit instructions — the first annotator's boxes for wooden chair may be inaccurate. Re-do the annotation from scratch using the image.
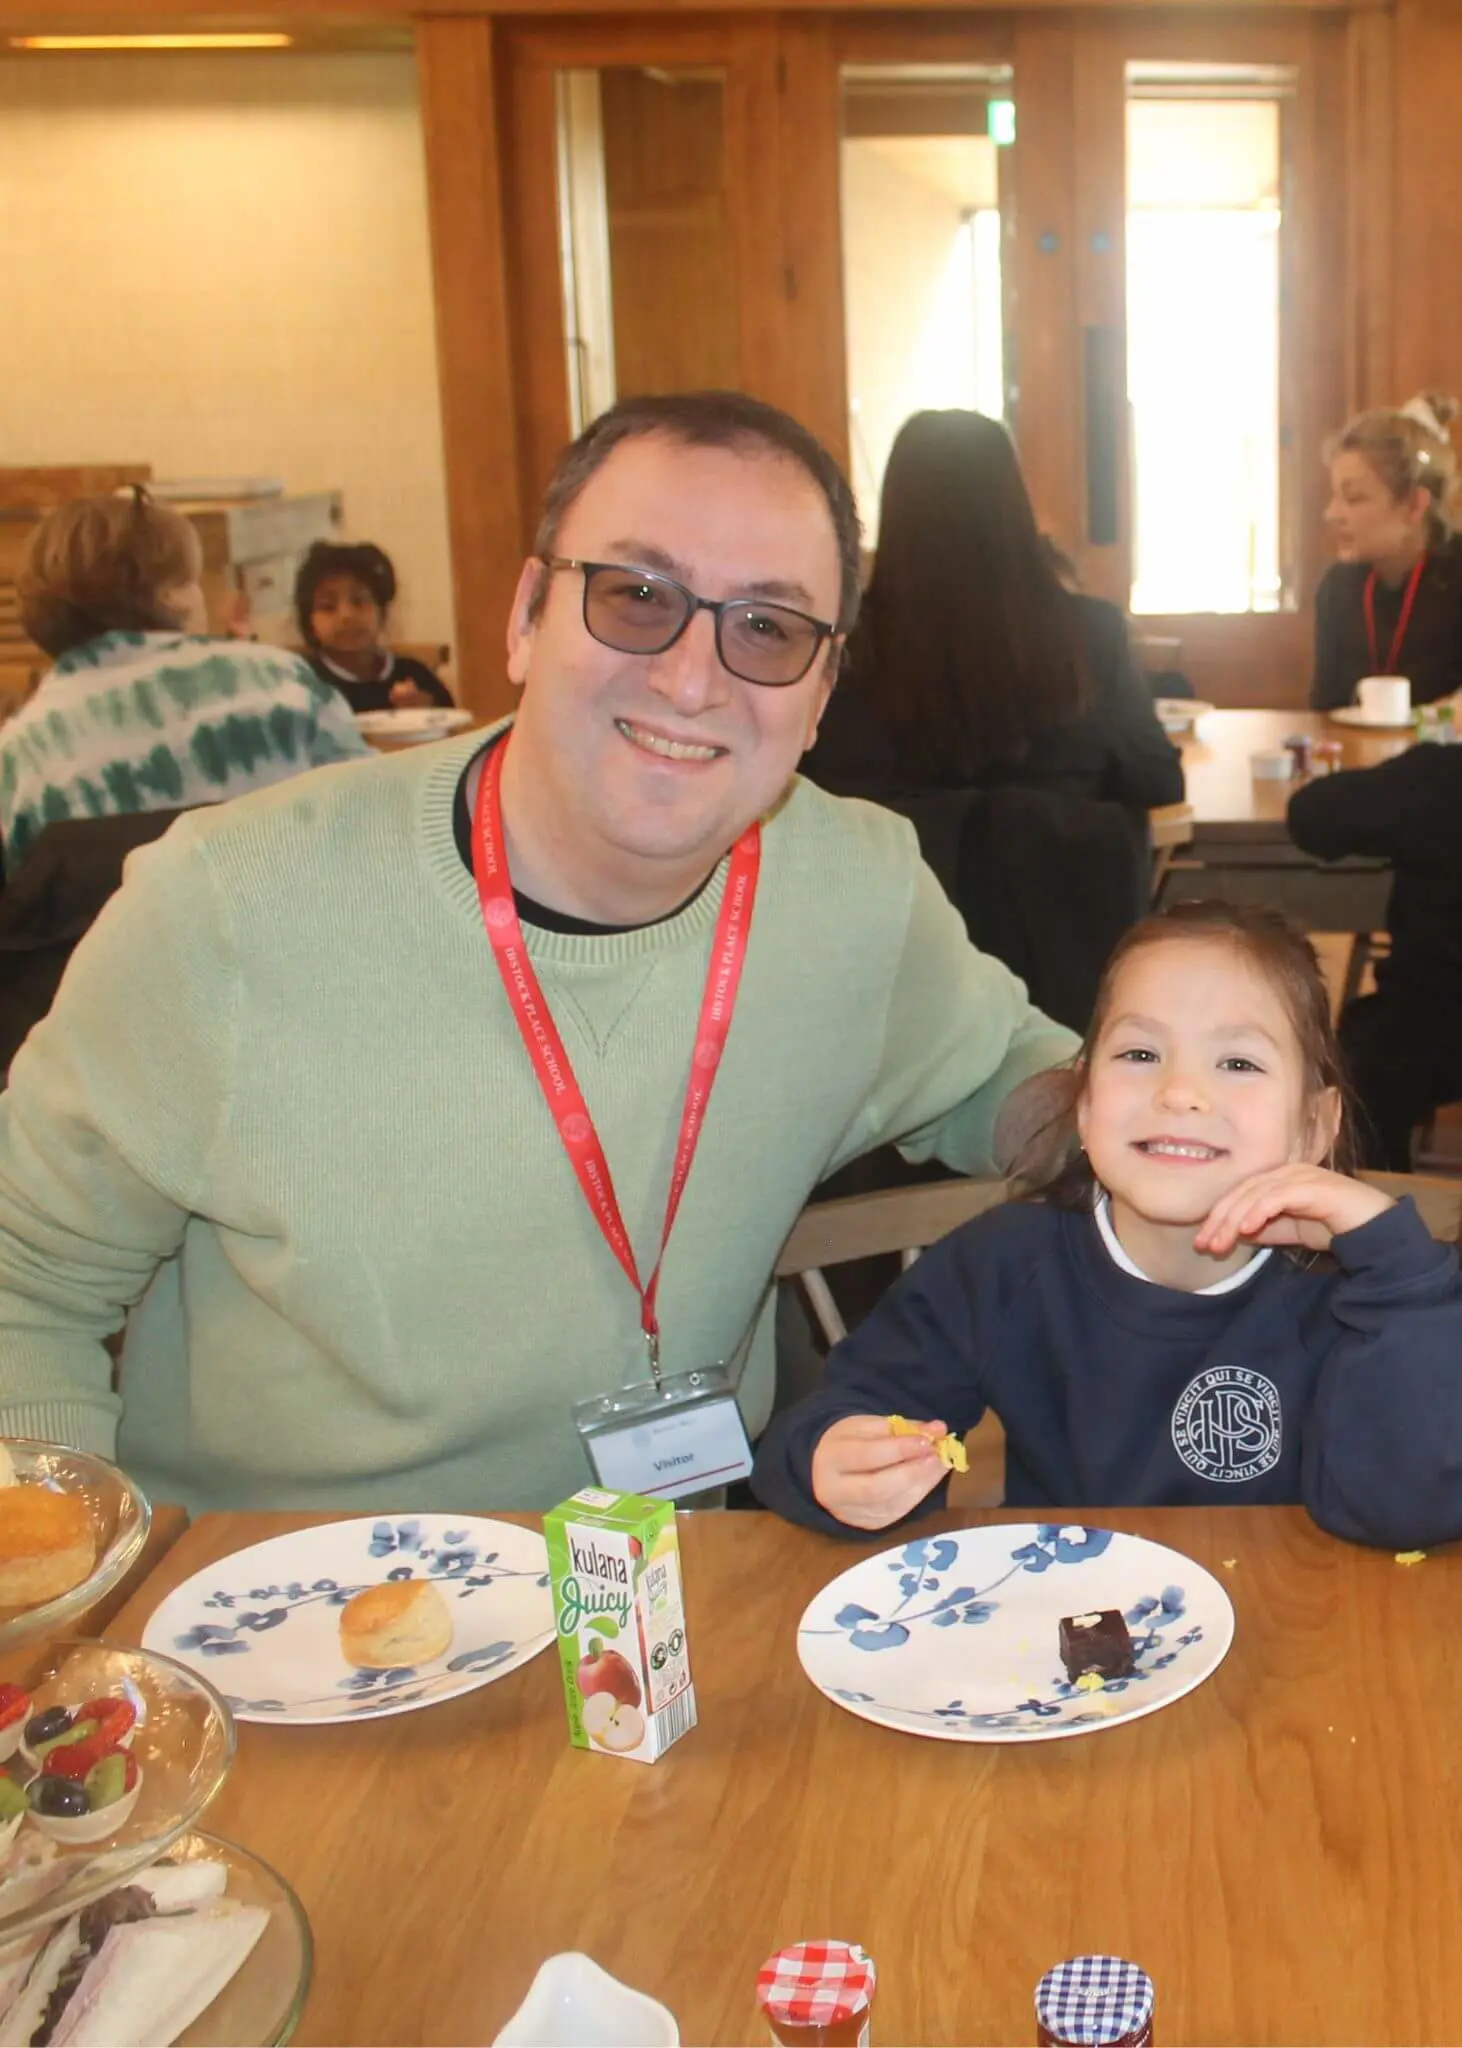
[774,1168,1462,1507]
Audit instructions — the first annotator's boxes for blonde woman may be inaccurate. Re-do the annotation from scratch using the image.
[0,488,366,873]
[1313,392,1462,711]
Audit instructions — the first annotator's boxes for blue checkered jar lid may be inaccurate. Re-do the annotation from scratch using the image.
[1035,1955,1155,2046]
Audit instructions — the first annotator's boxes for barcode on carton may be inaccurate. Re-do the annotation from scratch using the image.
[656,1685,697,1750]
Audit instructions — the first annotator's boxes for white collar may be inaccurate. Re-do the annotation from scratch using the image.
[1093,1193,1271,1296]
[320,648,392,684]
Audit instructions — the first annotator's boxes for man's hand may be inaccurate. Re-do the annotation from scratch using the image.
[810,1414,949,1530]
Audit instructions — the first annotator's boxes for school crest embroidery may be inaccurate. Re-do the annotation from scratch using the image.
[1171,1366,1282,1484]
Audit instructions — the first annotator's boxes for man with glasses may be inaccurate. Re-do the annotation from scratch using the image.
[0,391,1076,1514]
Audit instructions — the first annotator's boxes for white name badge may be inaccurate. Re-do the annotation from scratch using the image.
[572,1367,754,1502]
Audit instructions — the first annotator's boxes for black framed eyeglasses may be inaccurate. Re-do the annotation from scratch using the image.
[540,557,836,687]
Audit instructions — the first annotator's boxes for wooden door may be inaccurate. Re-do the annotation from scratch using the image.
[499,14,796,537]
[496,8,1348,709]
[1022,9,1349,707]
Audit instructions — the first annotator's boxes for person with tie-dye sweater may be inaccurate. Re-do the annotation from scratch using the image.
[0,488,366,873]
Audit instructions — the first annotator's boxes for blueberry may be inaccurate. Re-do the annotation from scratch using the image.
[23,1707,72,1748]
[28,1776,87,1818]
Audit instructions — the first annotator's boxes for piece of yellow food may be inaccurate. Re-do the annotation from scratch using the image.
[1394,1550,1427,1566]
[1073,1672,1106,1693]
[887,1415,969,1474]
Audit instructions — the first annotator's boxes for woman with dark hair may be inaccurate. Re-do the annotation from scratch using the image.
[806,410,1183,811]
[805,411,1181,1030]
[295,541,453,713]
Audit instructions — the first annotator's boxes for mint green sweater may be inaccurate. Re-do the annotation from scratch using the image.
[0,726,1075,1513]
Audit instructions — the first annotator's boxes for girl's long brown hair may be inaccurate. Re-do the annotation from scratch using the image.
[847,410,1088,784]
[1018,900,1357,1208]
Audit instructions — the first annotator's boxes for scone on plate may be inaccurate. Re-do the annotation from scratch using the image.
[339,1579,454,1670]
[0,1486,97,1608]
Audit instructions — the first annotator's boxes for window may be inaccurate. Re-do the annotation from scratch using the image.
[1126,67,1292,615]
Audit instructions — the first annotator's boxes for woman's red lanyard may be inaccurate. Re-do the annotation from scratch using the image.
[1364,551,1428,674]
[472,737,760,1386]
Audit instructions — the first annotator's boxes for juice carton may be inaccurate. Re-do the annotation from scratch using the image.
[544,1487,696,1764]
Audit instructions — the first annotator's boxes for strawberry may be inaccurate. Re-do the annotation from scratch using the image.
[41,1735,119,1783]
[0,1686,29,1731]
[76,1696,136,1745]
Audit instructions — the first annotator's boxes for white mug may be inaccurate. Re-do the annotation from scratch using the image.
[1357,674,1411,723]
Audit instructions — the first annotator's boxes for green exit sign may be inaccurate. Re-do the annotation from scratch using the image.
[988,98,1016,146]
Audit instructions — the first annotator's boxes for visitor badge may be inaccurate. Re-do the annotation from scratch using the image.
[572,1366,753,1501]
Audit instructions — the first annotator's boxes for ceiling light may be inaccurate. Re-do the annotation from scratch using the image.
[10,33,294,51]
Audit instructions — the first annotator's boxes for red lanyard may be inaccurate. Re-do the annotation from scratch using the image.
[1364,551,1427,674]
[472,736,760,1381]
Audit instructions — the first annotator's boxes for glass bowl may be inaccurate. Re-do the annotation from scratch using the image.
[0,1829,312,2047]
[171,1831,313,2046]
[0,1440,151,1651]
[0,1639,234,1941]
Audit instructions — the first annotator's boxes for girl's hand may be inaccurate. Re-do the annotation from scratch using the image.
[1194,1164,1393,1258]
[810,1414,950,1531]
[389,680,435,709]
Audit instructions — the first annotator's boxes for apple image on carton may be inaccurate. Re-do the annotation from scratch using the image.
[581,1690,646,1753]
[577,1639,644,1753]
[577,1642,641,1710]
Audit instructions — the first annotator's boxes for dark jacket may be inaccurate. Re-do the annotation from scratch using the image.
[878,783,1147,1032]
[808,592,1184,815]
[752,1198,1462,1551]
[1311,537,1462,711]
[305,652,452,715]
[1288,744,1462,1007]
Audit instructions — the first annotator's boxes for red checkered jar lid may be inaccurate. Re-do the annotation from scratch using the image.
[1035,1955,1155,2046]
[756,1942,877,2028]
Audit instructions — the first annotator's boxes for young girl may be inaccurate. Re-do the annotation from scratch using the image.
[752,902,1462,1550]
[295,541,453,714]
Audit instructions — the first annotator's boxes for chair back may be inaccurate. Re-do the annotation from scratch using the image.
[0,808,193,1074]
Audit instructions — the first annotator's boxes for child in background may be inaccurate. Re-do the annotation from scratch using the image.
[295,541,453,713]
[752,901,1462,1551]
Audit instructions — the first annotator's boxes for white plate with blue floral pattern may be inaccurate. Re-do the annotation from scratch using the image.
[142,1516,554,1726]
[798,1523,1234,1742]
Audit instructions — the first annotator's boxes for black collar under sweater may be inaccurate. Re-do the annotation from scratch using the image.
[450,754,711,936]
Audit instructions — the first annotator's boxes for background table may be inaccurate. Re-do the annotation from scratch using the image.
[113,1505,1458,2046]
[1154,708,1410,932]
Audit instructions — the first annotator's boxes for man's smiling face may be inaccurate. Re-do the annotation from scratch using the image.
[505,433,842,885]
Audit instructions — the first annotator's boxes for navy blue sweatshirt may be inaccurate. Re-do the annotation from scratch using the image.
[751,1197,1462,1550]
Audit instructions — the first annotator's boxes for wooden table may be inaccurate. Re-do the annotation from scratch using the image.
[1153,708,1409,932]
[111,1505,1459,2046]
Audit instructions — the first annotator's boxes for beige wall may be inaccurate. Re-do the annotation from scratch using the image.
[0,50,455,649]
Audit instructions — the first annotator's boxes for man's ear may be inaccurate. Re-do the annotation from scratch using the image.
[1303,1085,1344,1165]
[506,558,547,689]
